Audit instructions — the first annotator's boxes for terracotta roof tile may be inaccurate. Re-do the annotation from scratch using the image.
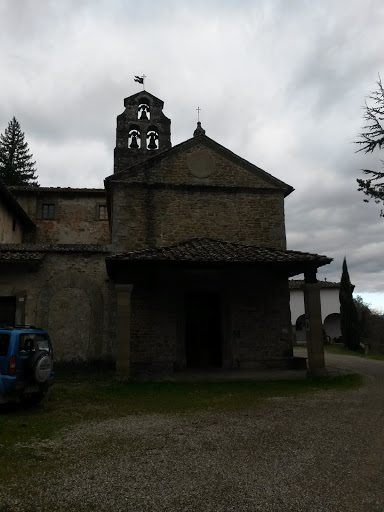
[107,238,332,266]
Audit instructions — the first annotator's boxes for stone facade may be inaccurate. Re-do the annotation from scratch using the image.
[110,150,287,252]
[124,271,293,376]
[0,89,330,375]
[11,188,110,245]
[0,247,111,362]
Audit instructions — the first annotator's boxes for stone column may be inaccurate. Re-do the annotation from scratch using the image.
[303,273,325,376]
[115,284,133,377]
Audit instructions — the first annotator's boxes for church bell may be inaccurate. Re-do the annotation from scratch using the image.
[148,133,157,150]
[130,134,139,149]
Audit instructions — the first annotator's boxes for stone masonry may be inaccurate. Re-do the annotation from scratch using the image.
[0,88,330,373]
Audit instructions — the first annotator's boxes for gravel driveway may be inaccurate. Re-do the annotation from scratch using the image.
[3,351,384,512]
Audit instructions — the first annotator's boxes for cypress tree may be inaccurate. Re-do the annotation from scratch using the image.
[0,117,39,186]
[339,258,361,350]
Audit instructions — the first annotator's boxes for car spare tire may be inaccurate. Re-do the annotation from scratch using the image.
[28,351,53,384]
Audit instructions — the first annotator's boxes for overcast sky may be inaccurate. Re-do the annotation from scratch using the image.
[1,0,383,310]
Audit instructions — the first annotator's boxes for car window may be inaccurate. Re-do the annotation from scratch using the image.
[19,333,51,353]
[0,334,10,356]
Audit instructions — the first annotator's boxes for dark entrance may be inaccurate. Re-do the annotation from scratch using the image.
[0,297,16,325]
[185,292,222,368]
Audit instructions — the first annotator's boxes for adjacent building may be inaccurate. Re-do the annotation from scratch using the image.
[289,280,341,342]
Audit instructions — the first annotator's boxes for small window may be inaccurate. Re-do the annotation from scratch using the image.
[42,204,55,220]
[98,205,108,220]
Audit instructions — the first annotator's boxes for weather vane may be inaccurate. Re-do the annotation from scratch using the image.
[134,74,146,90]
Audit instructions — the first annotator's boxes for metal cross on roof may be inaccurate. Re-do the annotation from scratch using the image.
[196,106,201,122]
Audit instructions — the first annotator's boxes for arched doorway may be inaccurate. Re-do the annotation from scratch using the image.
[324,313,341,341]
[295,314,307,343]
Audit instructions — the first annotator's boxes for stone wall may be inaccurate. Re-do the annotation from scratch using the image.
[154,145,283,189]
[0,251,113,363]
[11,189,110,245]
[230,277,292,366]
[111,143,287,252]
[112,186,286,252]
[127,274,292,375]
[130,285,178,375]
[0,202,23,243]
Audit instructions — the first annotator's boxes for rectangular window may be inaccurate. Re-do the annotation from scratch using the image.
[98,205,108,220]
[19,333,51,354]
[0,334,10,356]
[42,204,55,220]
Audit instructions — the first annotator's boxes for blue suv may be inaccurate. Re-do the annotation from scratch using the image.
[0,326,54,405]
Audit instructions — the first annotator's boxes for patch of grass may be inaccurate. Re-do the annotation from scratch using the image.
[324,344,384,361]
[0,372,361,444]
[0,372,362,485]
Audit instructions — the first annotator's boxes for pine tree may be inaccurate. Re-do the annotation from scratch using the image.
[339,258,361,351]
[0,117,39,186]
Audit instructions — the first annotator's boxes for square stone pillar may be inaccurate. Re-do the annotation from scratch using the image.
[115,284,133,377]
[303,276,325,376]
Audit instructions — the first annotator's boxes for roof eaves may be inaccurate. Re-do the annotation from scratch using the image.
[106,238,331,266]
[9,186,106,194]
[0,181,36,229]
[0,243,110,254]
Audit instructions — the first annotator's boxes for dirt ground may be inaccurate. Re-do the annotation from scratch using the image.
[1,350,384,511]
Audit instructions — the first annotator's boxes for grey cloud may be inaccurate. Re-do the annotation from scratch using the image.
[0,0,383,305]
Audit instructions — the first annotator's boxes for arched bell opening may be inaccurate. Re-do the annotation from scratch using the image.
[146,126,159,150]
[138,98,150,120]
[128,125,141,149]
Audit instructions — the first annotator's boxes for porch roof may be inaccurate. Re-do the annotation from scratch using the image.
[107,238,332,267]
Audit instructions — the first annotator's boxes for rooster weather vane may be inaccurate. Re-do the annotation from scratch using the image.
[134,75,146,89]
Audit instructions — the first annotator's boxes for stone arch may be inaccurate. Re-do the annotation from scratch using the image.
[138,97,150,120]
[128,124,141,149]
[36,270,104,363]
[295,314,307,343]
[146,125,159,150]
[324,313,341,341]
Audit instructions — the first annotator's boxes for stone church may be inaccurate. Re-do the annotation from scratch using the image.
[0,90,331,376]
